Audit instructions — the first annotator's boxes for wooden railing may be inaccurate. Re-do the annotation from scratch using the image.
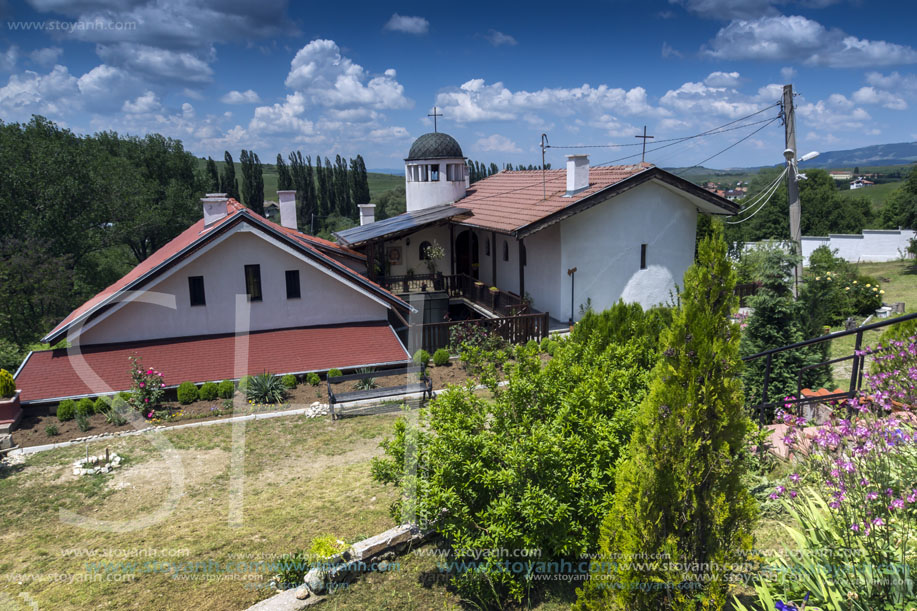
[380,273,529,317]
[413,312,549,353]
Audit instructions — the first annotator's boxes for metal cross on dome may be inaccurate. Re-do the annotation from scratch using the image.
[428,106,443,132]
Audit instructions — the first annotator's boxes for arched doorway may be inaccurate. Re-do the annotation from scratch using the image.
[455,230,479,279]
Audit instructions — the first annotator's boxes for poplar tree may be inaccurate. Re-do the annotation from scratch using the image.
[288,152,316,231]
[220,151,239,200]
[205,156,220,192]
[323,157,335,217]
[577,223,756,611]
[276,153,292,191]
[354,154,371,205]
[239,150,264,215]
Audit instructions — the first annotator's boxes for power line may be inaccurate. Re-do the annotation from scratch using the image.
[674,116,781,176]
[725,167,787,225]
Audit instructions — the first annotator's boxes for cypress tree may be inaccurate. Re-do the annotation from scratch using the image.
[323,157,335,217]
[576,222,756,611]
[205,156,220,192]
[276,153,292,190]
[239,150,264,215]
[220,151,239,201]
[355,154,371,205]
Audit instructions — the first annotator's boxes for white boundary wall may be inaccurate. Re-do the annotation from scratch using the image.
[743,229,916,265]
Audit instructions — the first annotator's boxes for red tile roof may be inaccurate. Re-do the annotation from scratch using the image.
[16,322,409,403]
[44,200,400,342]
[456,164,651,233]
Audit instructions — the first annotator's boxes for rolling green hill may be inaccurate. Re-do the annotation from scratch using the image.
[196,158,403,203]
[837,180,903,210]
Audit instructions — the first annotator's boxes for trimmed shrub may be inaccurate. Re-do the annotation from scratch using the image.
[244,372,286,404]
[199,382,219,401]
[413,349,431,367]
[76,412,91,432]
[432,348,450,367]
[76,397,94,417]
[307,372,321,386]
[281,374,297,389]
[238,375,253,393]
[93,396,110,414]
[328,368,343,379]
[545,340,559,356]
[540,336,551,352]
[218,380,235,399]
[0,368,15,398]
[57,399,75,421]
[118,391,132,402]
[177,381,199,405]
[45,424,59,436]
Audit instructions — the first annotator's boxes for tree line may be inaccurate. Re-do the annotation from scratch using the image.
[467,160,551,183]
[203,150,372,234]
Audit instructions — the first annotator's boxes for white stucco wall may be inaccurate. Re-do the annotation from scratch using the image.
[494,235,521,296]
[384,225,452,277]
[800,229,916,264]
[523,224,561,317]
[77,227,389,345]
[559,181,697,321]
[405,157,467,212]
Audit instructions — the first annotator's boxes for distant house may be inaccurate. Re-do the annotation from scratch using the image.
[830,170,853,181]
[334,132,738,327]
[850,177,875,189]
[14,195,412,405]
[263,200,280,222]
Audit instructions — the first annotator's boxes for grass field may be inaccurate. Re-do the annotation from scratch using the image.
[195,159,402,205]
[836,180,903,209]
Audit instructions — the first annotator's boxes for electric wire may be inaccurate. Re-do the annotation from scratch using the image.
[673,116,781,176]
[725,167,788,225]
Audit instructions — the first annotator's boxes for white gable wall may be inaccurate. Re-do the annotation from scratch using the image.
[77,229,388,345]
[558,181,697,321]
[523,223,561,317]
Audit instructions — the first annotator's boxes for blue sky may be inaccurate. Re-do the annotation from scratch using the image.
[1,0,916,170]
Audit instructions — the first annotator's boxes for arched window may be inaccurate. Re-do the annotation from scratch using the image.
[502,241,509,262]
[485,238,491,256]
[419,241,432,260]
[520,243,527,266]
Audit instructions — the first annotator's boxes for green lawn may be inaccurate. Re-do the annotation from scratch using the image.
[837,180,903,210]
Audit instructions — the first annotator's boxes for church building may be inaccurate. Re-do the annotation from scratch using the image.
[336,131,739,324]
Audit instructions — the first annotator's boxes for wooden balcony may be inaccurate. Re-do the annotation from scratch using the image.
[380,273,530,317]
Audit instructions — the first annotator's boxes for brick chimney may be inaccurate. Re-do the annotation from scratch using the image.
[565,154,590,196]
[201,193,228,226]
[358,204,376,226]
[276,190,298,230]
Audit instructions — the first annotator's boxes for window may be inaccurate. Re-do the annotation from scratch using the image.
[285,270,301,299]
[244,264,262,302]
[447,163,465,182]
[188,276,205,307]
[430,164,440,181]
[419,240,431,260]
[640,244,647,270]
[521,243,527,266]
[485,238,490,256]
[502,241,509,262]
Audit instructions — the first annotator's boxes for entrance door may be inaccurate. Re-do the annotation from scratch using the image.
[455,230,479,279]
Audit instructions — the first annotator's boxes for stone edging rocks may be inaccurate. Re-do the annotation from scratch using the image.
[245,524,430,611]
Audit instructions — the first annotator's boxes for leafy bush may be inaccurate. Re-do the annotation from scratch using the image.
[93,396,109,414]
[307,372,321,386]
[104,404,128,426]
[579,223,755,611]
[56,399,75,421]
[281,374,297,389]
[540,336,551,351]
[412,349,430,367]
[245,373,286,404]
[328,369,342,379]
[373,312,662,605]
[198,382,219,401]
[544,339,559,356]
[238,375,253,393]
[45,424,59,436]
[448,321,505,353]
[572,300,672,351]
[218,380,235,399]
[128,356,165,412]
[76,397,94,417]
[76,412,91,432]
[0,368,15,398]
[177,381,199,405]
[432,348,450,367]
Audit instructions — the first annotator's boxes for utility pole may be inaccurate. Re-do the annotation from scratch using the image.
[783,84,803,297]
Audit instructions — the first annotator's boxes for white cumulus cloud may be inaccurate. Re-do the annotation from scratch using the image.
[383,13,429,35]
[476,134,521,153]
[704,71,741,88]
[221,89,261,104]
[122,90,160,114]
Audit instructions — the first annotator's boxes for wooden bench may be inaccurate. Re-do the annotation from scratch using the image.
[327,365,433,420]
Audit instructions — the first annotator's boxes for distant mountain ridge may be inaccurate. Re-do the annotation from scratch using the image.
[798,141,917,169]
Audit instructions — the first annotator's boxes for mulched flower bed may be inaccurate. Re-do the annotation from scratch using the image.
[11,361,475,449]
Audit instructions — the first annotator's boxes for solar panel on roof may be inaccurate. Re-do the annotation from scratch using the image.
[334,204,471,245]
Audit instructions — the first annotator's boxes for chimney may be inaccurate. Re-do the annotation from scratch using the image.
[276,190,298,230]
[358,204,376,226]
[201,193,228,226]
[565,154,590,196]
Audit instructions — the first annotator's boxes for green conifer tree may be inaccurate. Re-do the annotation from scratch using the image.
[220,151,239,200]
[276,153,292,191]
[205,156,220,192]
[577,222,756,611]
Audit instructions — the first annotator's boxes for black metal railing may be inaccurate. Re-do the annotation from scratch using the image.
[380,273,530,317]
[743,310,917,425]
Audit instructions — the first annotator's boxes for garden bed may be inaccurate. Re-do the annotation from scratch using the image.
[11,360,478,449]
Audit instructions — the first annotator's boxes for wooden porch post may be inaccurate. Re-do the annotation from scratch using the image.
[491,231,497,286]
[449,224,455,276]
[467,228,473,278]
